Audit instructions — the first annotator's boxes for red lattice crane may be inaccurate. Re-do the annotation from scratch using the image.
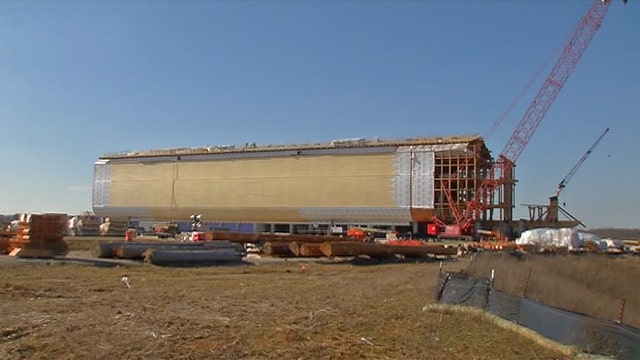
[437,0,617,237]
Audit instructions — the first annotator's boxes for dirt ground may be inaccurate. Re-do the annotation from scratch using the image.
[0,238,580,359]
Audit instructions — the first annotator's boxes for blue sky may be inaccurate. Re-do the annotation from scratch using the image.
[0,1,638,229]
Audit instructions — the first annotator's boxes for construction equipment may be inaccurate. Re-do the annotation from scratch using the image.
[541,127,610,223]
[553,127,610,199]
[346,227,399,241]
[433,0,619,239]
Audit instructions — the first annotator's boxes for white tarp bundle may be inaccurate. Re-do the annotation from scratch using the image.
[515,228,612,251]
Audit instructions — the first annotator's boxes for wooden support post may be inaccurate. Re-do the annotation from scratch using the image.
[617,298,626,324]
[523,267,533,298]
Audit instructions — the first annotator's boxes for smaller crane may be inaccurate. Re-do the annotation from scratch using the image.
[553,127,610,199]
[541,127,609,225]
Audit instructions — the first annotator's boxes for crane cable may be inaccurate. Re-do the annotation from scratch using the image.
[484,3,591,141]
[484,47,560,140]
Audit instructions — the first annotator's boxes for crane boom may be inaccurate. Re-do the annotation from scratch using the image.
[555,127,610,197]
[460,0,613,232]
[500,0,611,164]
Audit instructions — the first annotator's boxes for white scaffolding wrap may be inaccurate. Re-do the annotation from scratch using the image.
[394,144,466,209]
[92,160,111,208]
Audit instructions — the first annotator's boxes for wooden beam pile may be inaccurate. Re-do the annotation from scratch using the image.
[9,213,69,258]
[262,240,458,259]
[206,230,459,259]
[92,240,245,266]
[100,217,129,236]
[0,230,13,254]
[299,243,325,257]
[206,230,356,244]
[144,247,244,266]
[318,241,458,258]
[77,214,102,236]
[261,241,293,257]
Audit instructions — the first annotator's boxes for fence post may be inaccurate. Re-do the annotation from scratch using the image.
[490,269,495,288]
[436,273,450,301]
[617,298,626,324]
[523,267,532,298]
[485,269,495,310]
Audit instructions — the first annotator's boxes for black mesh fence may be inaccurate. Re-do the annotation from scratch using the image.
[437,272,640,359]
[436,272,491,308]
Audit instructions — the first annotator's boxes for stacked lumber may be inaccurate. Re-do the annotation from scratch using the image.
[101,217,130,236]
[207,230,259,243]
[288,241,301,256]
[261,241,293,257]
[287,242,324,257]
[206,230,457,259]
[206,230,356,244]
[92,241,124,258]
[319,241,458,258]
[299,243,324,257]
[9,213,69,258]
[144,247,244,266]
[0,230,13,254]
[118,241,243,259]
[78,215,102,236]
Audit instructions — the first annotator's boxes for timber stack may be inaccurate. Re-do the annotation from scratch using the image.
[319,241,458,259]
[206,229,356,244]
[93,240,245,266]
[9,213,69,258]
[0,230,12,254]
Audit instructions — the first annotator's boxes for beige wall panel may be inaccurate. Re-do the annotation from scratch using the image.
[113,162,176,181]
[145,206,306,223]
[110,181,174,207]
[172,176,392,207]
[175,155,392,179]
[110,163,175,206]
[109,154,397,209]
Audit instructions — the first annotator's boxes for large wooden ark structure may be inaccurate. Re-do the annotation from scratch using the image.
[93,136,514,235]
[92,0,620,237]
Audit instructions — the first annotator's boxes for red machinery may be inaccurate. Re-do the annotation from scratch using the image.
[432,0,617,239]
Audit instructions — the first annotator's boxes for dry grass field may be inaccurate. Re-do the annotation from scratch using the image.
[0,237,575,360]
[464,252,640,329]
